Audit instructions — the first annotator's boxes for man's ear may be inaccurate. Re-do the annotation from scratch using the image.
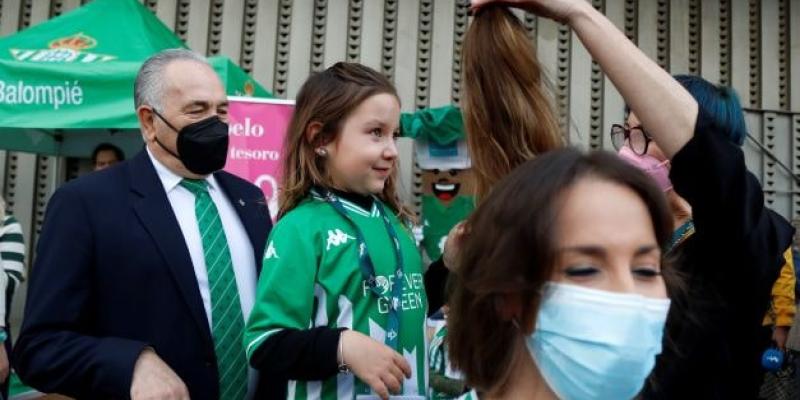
[137,106,157,141]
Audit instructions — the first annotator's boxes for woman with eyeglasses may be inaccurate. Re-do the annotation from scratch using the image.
[611,114,693,234]
[610,75,795,399]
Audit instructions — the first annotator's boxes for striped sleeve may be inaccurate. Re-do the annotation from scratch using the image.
[0,266,7,326]
[0,216,26,286]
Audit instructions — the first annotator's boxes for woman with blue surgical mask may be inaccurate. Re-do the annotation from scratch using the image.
[450,4,676,398]
[440,0,794,398]
[447,149,675,400]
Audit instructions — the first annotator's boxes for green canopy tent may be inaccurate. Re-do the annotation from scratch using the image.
[0,0,271,157]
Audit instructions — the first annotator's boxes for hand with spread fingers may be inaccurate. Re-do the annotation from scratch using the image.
[339,330,412,400]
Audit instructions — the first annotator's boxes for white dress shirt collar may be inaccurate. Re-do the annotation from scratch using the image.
[146,147,221,195]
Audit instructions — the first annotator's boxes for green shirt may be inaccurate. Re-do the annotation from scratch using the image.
[421,195,474,260]
[245,191,428,399]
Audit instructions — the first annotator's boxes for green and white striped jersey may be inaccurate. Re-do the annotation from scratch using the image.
[429,324,467,399]
[245,191,428,399]
[0,215,25,287]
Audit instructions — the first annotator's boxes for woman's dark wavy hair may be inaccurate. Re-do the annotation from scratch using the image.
[447,148,676,394]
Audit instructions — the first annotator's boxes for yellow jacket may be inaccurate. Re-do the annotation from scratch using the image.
[764,248,796,327]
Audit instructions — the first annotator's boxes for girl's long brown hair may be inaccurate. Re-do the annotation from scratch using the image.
[278,62,411,220]
[462,5,564,199]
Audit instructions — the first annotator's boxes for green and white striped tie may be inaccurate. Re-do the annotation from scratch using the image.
[181,179,248,399]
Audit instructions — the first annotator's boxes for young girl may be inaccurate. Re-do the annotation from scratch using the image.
[245,62,427,400]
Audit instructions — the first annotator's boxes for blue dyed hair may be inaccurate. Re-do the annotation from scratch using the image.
[674,74,747,146]
[624,75,747,146]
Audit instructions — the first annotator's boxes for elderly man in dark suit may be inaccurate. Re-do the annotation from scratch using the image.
[15,49,279,399]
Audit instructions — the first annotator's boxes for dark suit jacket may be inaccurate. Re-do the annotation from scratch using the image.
[14,150,282,399]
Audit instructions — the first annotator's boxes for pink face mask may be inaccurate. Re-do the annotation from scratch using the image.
[617,146,673,192]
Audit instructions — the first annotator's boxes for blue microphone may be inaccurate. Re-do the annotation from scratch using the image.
[762,348,784,372]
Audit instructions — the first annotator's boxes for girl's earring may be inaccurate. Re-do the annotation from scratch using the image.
[315,147,328,157]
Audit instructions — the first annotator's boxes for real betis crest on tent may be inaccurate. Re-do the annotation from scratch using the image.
[0,0,271,156]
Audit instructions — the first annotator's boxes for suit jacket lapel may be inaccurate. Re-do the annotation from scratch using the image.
[128,151,213,345]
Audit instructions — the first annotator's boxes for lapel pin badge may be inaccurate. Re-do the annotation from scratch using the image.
[238,199,245,207]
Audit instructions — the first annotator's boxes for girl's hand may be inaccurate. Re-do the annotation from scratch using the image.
[340,330,412,400]
[470,0,588,24]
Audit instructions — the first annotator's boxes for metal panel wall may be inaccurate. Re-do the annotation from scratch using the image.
[0,0,798,254]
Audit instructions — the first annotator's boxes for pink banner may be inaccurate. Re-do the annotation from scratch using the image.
[225,96,294,218]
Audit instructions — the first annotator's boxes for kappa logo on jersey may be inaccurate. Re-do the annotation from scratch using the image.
[326,229,356,250]
[264,241,279,260]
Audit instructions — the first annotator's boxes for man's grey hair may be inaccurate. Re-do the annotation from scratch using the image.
[134,48,210,110]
